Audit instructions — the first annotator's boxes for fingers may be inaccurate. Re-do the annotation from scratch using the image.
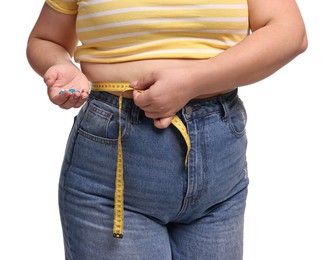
[153,116,173,129]
[133,90,163,116]
[43,64,91,109]
[133,88,176,129]
[132,89,151,109]
[48,87,89,109]
[131,74,158,108]
[133,89,163,114]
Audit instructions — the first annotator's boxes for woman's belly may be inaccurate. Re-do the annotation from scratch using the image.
[81,59,220,99]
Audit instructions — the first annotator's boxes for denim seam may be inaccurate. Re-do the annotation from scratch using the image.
[78,128,118,144]
[219,96,247,138]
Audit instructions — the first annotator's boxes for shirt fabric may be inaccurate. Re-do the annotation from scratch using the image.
[46,0,250,63]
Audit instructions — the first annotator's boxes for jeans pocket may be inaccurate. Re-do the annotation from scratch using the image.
[222,96,247,138]
[78,98,127,143]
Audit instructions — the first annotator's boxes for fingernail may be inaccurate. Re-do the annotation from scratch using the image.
[59,90,65,94]
[69,88,76,94]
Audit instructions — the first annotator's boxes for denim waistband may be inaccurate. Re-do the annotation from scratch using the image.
[89,88,238,121]
[182,89,238,121]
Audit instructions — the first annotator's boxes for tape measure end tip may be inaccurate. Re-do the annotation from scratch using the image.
[113,233,124,239]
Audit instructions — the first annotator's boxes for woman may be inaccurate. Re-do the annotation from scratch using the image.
[27,0,307,259]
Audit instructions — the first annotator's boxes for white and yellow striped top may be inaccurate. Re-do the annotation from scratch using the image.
[46,0,250,63]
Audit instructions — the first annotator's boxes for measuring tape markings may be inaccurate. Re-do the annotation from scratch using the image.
[91,82,191,239]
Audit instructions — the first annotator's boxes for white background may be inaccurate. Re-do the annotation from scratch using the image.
[1,1,330,259]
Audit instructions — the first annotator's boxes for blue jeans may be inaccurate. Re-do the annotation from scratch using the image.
[59,89,249,260]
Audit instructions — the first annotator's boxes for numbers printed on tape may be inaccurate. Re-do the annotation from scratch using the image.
[92,82,191,239]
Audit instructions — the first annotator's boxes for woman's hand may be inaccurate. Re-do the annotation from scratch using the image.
[44,63,90,109]
[132,67,196,129]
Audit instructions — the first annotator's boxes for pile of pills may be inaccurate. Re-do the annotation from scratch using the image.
[59,88,81,94]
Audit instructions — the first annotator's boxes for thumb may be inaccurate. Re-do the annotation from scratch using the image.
[44,67,57,88]
[130,73,157,91]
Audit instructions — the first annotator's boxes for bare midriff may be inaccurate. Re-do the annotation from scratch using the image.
[81,59,222,99]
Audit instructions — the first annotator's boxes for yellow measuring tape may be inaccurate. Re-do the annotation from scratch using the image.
[91,82,191,239]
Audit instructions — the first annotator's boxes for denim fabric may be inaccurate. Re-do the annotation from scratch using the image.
[58,89,249,260]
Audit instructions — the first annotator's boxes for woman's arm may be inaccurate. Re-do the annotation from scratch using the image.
[133,0,308,127]
[26,3,90,109]
[27,3,78,76]
[191,0,308,95]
